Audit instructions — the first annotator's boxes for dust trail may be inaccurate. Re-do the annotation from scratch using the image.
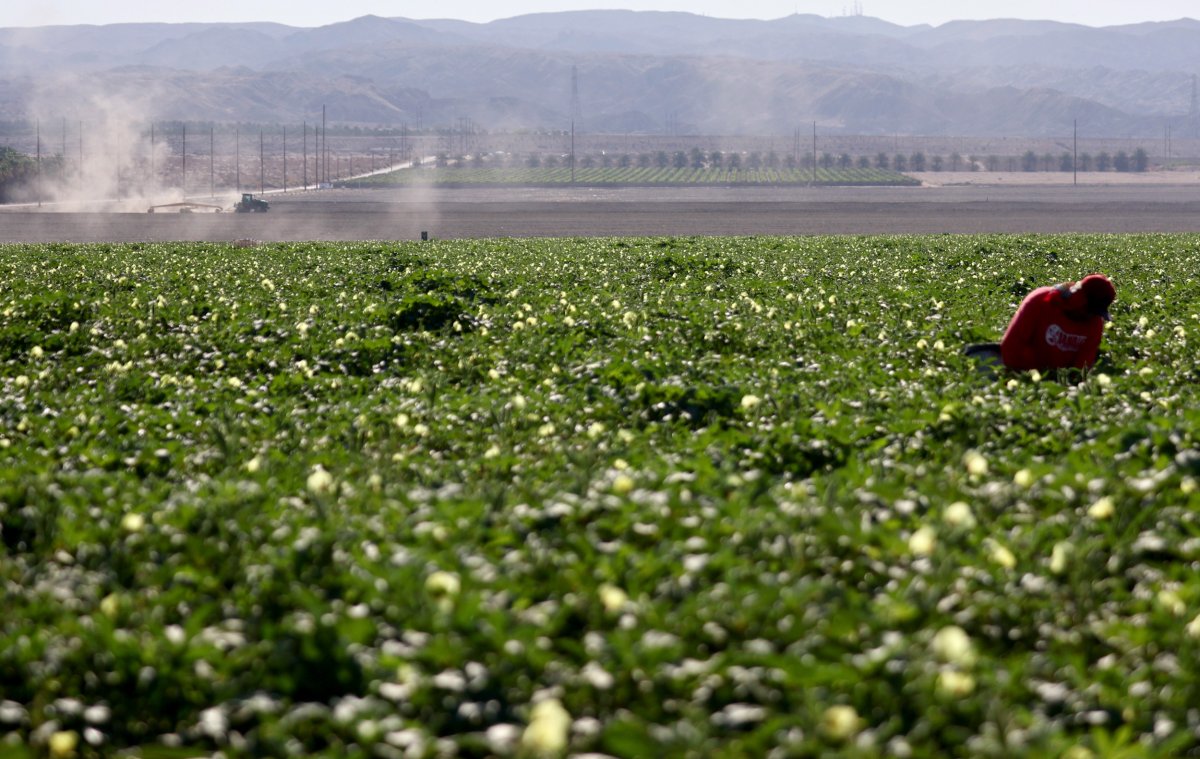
[17,72,186,212]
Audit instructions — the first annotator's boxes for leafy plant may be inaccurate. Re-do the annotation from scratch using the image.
[1,235,1198,757]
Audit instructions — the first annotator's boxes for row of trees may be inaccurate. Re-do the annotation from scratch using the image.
[871,148,1149,172]
[430,147,1154,173]
[0,146,65,203]
[1016,148,1149,172]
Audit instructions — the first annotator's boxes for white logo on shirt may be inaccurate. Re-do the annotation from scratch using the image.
[1045,324,1087,352]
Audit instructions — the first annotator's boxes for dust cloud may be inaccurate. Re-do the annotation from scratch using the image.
[16,73,218,212]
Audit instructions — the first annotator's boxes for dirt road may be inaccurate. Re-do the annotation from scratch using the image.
[3,185,1200,242]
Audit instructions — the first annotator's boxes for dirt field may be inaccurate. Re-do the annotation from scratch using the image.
[922,171,1200,187]
[3,183,1200,242]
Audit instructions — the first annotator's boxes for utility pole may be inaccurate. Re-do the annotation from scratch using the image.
[235,127,240,194]
[812,121,817,186]
[36,119,40,207]
[182,124,187,196]
[260,129,264,195]
[150,122,155,187]
[283,126,287,193]
[1191,74,1199,138]
[570,64,581,183]
[210,126,215,198]
[322,105,327,186]
[114,128,120,200]
[1073,119,1077,186]
[303,121,308,190]
[78,120,83,197]
[61,118,66,185]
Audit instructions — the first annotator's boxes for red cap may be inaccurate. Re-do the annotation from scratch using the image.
[1080,273,1115,321]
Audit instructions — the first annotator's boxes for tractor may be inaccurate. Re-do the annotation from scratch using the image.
[234,193,270,213]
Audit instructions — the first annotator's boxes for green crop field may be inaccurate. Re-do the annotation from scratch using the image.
[2,235,1199,758]
[350,166,919,188]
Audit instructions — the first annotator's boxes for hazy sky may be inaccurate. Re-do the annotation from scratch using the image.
[3,1,1198,29]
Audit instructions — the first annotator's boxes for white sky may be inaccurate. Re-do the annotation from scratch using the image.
[2,1,1197,29]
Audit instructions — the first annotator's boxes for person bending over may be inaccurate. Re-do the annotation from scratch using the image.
[1000,273,1115,372]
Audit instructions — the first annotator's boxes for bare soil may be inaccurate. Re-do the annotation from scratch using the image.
[3,183,1200,242]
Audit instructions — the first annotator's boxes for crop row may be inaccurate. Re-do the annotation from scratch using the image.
[351,166,920,187]
[1,235,1199,757]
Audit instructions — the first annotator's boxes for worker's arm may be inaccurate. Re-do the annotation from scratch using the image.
[1000,292,1045,370]
[1073,326,1103,370]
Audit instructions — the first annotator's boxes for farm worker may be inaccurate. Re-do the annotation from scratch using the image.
[1000,273,1115,371]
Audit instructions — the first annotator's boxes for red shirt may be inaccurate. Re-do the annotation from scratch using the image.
[1000,285,1105,371]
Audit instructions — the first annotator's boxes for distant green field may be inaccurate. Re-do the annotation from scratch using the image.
[2,235,1199,757]
[350,165,920,187]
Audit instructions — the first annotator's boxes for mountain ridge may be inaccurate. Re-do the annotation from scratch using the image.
[1,11,1197,137]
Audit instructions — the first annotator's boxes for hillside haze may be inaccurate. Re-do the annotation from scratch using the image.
[1,10,1199,137]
